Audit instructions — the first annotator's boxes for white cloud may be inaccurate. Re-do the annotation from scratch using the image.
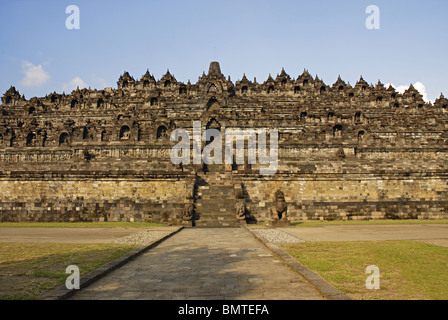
[20,60,51,87]
[413,82,430,103]
[61,77,88,93]
[386,81,431,103]
[91,75,108,89]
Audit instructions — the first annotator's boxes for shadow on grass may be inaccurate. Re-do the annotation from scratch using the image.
[0,243,137,300]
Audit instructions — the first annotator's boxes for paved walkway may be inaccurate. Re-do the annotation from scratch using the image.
[71,228,322,300]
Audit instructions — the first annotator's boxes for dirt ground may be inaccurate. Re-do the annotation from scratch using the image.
[1,224,447,247]
[281,224,448,247]
[0,227,179,244]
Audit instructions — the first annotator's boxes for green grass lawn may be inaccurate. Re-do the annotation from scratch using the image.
[290,219,448,228]
[283,240,448,300]
[0,242,138,300]
[0,222,165,228]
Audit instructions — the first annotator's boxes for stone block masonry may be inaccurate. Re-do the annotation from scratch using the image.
[0,172,191,223]
[1,61,448,225]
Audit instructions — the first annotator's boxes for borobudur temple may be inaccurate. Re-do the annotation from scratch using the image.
[1,61,448,227]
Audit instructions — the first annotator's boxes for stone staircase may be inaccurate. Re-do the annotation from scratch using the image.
[193,171,242,227]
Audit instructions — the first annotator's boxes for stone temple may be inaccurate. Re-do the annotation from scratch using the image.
[1,61,448,227]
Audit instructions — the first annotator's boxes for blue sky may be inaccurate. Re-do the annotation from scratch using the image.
[0,0,447,102]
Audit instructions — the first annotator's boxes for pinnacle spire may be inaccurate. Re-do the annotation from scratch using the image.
[208,61,223,77]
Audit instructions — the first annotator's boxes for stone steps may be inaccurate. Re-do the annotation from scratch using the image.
[194,212,242,227]
[193,171,242,227]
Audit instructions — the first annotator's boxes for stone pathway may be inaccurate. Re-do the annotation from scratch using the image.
[71,228,322,300]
